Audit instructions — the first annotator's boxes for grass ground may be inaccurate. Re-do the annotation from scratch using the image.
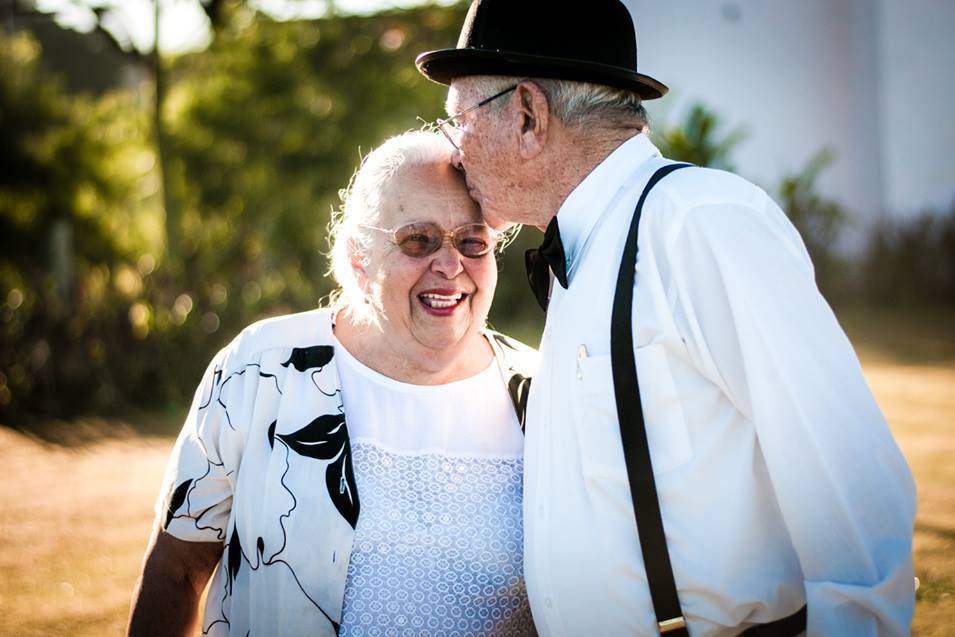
[0,306,952,636]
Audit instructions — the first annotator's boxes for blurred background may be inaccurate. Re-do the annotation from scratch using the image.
[0,0,952,634]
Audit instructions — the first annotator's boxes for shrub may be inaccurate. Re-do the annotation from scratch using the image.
[858,204,955,307]
[0,31,164,420]
[777,150,849,301]
[652,102,746,171]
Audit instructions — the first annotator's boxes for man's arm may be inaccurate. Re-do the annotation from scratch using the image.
[127,529,223,636]
[667,199,917,636]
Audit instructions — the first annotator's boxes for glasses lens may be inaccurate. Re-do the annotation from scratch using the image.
[452,224,494,257]
[393,222,442,257]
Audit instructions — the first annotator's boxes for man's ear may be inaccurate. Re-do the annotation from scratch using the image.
[515,81,550,160]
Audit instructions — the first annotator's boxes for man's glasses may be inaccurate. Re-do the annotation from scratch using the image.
[361,222,501,258]
[436,85,518,150]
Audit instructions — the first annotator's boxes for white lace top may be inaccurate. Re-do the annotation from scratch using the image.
[333,335,535,636]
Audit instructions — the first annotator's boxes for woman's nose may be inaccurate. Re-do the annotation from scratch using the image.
[430,241,464,279]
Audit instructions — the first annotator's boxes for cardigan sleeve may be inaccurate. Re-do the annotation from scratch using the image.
[156,345,247,543]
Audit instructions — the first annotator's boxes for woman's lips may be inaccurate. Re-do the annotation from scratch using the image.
[418,290,468,316]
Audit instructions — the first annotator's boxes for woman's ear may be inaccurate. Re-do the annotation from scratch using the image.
[348,237,369,292]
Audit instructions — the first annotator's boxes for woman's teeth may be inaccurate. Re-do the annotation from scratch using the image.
[419,293,464,309]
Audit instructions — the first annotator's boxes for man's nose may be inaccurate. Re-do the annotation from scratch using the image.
[450,147,464,172]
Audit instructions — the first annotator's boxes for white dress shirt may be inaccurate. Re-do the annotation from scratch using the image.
[523,134,916,637]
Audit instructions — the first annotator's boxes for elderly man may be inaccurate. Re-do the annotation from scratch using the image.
[415,1,917,636]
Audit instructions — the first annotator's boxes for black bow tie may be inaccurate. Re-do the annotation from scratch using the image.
[525,217,569,312]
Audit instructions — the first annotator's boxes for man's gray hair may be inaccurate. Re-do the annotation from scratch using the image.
[458,75,650,132]
[325,130,449,318]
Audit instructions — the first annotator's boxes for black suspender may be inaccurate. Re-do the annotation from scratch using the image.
[610,163,692,635]
[609,163,807,636]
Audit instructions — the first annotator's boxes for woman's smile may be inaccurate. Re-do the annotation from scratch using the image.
[417,288,469,315]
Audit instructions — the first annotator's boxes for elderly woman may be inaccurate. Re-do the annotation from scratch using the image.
[127,131,537,636]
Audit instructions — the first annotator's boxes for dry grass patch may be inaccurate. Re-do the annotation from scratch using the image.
[863,363,955,636]
[0,424,175,637]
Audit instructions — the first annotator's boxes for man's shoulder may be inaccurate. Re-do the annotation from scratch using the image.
[648,164,771,214]
[632,163,810,273]
[628,163,780,246]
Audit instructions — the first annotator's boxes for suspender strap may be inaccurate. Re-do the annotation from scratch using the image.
[610,163,808,637]
[610,162,692,635]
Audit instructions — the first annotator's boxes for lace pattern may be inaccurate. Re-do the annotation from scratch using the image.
[339,443,535,637]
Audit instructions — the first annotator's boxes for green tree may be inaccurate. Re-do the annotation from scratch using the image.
[778,149,847,300]
[653,102,746,170]
[860,205,955,307]
[0,31,161,419]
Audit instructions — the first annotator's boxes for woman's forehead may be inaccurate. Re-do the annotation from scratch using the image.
[381,195,481,228]
[379,166,479,225]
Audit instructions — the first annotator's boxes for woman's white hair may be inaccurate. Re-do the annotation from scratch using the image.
[325,130,450,320]
[458,75,650,132]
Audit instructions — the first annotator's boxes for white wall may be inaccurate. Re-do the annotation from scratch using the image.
[877,0,955,216]
[624,0,955,231]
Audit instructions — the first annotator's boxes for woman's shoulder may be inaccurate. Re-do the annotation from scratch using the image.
[485,329,539,377]
[485,329,537,430]
[217,308,335,371]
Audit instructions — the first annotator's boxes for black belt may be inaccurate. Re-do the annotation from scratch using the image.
[610,163,807,637]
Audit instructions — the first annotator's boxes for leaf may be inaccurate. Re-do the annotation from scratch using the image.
[325,446,360,529]
[267,420,276,449]
[275,413,347,460]
[281,346,334,372]
[276,412,360,528]
[227,526,242,584]
[507,374,532,432]
[164,479,193,529]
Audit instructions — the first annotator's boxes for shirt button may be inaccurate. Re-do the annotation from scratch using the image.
[537,504,545,518]
[545,597,553,608]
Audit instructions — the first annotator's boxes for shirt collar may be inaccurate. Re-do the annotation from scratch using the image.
[555,133,661,284]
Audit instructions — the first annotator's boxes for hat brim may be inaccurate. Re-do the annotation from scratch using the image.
[416,48,668,100]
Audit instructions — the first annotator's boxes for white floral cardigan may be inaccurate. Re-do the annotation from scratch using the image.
[157,308,537,636]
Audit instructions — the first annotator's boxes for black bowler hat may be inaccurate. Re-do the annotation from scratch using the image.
[415,0,667,100]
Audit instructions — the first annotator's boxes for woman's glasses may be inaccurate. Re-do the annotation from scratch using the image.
[361,222,501,258]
